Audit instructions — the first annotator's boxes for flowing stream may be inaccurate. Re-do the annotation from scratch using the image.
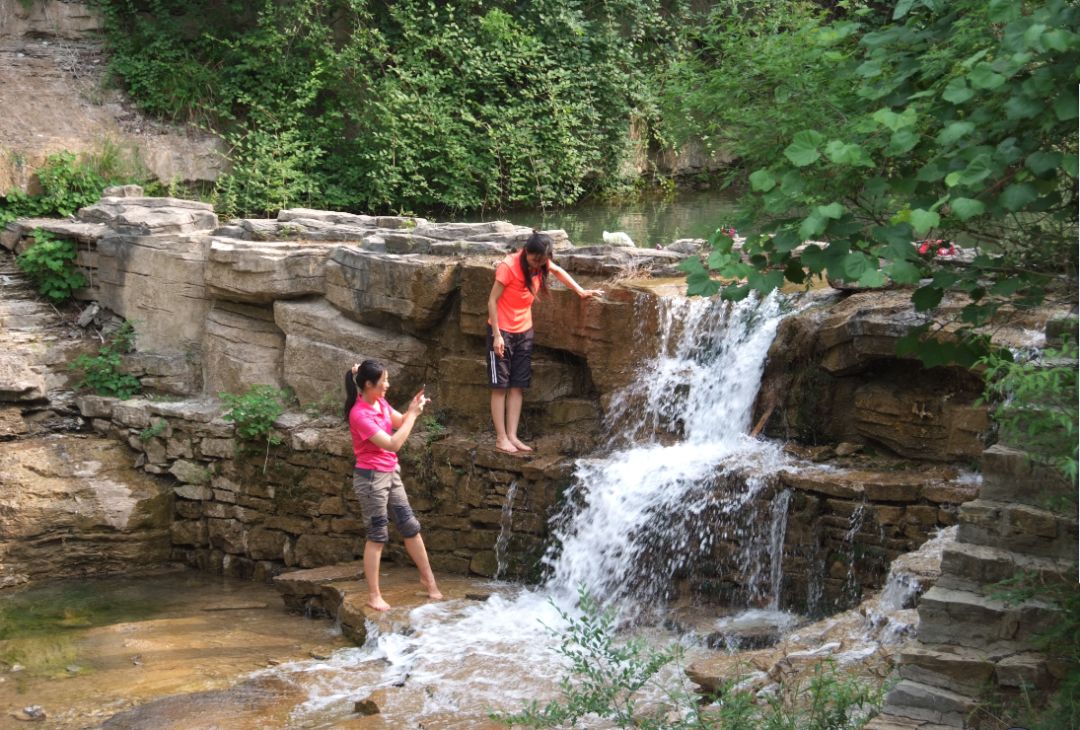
[260,292,794,726]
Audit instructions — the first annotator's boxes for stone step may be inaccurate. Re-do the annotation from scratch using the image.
[880,679,975,727]
[916,585,1061,652]
[958,498,1077,560]
[936,541,1076,593]
[897,642,1057,692]
[864,713,957,730]
[274,563,497,647]
[896,644,995,696]
[980,444,1073,508]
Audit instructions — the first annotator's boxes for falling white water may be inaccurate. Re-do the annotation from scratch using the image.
[278,291,794,725]
[767,489,792,610]
[542,293,790,610]
[494,480,519,579]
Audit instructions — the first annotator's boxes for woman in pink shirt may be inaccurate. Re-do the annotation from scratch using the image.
[346,360,442,611]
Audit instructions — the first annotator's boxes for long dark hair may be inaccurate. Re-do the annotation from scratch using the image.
[519,230,554,296]
[343,359,386,421]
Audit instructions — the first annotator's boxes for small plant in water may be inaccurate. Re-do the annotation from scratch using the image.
[494,587,885,729]
[220,384,290,472]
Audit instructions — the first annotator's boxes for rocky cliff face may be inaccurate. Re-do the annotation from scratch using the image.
[5,190,1064,615]
[0,0,221,194]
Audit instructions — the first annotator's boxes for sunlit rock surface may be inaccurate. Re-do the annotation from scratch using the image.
[0,436,172,587]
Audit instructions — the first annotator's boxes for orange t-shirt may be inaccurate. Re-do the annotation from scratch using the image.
[491,253,538,333]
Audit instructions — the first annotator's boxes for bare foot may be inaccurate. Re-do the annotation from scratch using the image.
[422,579,444,600]
[366,596,391,611]
[510,438,533,452]
[495,438,518,453]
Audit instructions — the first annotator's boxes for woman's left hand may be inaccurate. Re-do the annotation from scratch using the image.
[579,288,604,299]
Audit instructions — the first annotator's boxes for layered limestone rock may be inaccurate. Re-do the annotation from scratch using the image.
[755,289,1066,462]
[274,297,427,405]
[866,445,1077,729]
[0,436,173,587]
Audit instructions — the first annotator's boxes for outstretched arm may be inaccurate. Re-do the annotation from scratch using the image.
[549,262,603,298]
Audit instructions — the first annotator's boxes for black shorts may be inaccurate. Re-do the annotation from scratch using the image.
[487,325,534,389]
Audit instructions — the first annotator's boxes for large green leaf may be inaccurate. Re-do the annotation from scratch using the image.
[749,169,776,192]
[999,183,1037,211]
[799,211,827,240]
[949,197,985,220]
[968,63,1006,90]
[942,78,974,104]
[886,129,919,155]
[783,130,825,167]
[887,259,922,284]
[936,121,975,145]
[912,285,944,311]
[910,208,940,235]
[825,140,873,166]
[1025,151,1061,176]
[872,106,917,132]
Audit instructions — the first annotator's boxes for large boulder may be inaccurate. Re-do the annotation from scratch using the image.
[202,302,286,396]
[94,231,212,353]
[274,298,427,406]
[0,437,173,587]
[79,196,218,236]
[324,248,461,333]
[204,238,339,303]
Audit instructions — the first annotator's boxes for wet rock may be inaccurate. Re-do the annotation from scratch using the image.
[353,698,380,715]
[11,705,45,722]
[273,562,364,614]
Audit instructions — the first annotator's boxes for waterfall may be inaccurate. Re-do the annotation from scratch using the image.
[494,480,519,579]
[285,290,796,722]
[542,292,789,611]
[767,489,792,610]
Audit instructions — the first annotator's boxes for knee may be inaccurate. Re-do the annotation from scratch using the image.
[392,506,421,538]
[366,515,389,543]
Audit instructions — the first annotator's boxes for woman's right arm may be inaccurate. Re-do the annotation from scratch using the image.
[488,280,506,357]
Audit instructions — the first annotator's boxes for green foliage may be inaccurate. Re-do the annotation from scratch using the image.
[679,0,1078,366]
[96,0,685,216]
[15,229,87,303]
[662,1,866,187]
[495,588,884,729]
[1,145,152,225]
[420,413,447,445]
[979,335,1079,484]
[68,321,141,399]
[138,419,167,442]
[220,384,288,442]
[220,384,290,472]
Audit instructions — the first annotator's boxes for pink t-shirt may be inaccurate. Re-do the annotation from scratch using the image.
[349,397,398,471]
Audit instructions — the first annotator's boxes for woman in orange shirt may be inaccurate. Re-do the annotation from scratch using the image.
[487,231,603,453]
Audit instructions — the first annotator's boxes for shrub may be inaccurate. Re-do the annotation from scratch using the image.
[494,588,885,729]
[220,384,291,472]
[68,321,141,399]
[15,229,87,303]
